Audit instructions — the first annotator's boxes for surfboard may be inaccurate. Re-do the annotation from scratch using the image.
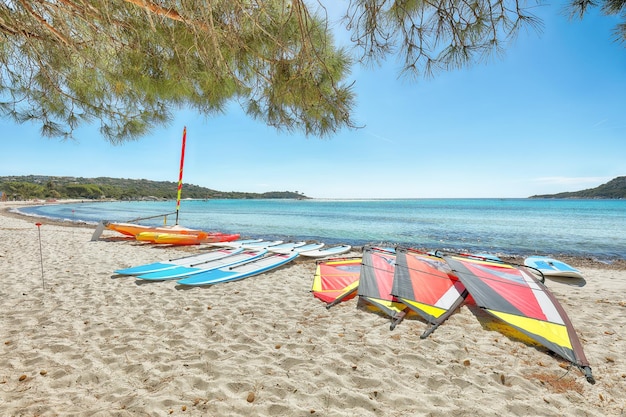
[177,252,299,286]
[241,240,284,249]
[206,238,263,248]
[299,244,352,258]
[271,242,325,254]
[524,256,584,279]
[136,250,268,281]
[114,247,244,276]
[266,241,307,252]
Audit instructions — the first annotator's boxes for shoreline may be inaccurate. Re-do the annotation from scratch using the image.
[4,200,625,271]
[1,201,625,415]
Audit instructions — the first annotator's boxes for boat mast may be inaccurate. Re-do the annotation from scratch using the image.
[175,127,187,225]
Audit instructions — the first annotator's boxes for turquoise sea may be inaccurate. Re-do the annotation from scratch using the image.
[18,199,626,260]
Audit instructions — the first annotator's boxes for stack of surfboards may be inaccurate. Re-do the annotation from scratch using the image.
[209,239,352,258]
[114,246,298,286]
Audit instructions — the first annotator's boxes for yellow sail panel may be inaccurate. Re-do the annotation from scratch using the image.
[402,299,447,319]
[312,282,359,298]
[360,297,407,315]
[488,310,573,350]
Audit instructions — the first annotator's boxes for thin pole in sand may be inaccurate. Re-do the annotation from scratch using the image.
[35,222,45,290]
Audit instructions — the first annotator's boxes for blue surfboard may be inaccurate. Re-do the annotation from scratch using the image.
[177,252,299,286]
[524,256,583,279]
[114,247,243,276]
[136,250,267,281]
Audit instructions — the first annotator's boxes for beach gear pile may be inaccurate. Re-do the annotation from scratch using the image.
[311,246,595,385]
[113,239,352,287]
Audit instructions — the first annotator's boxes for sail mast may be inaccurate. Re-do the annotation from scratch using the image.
[175,127,187,225]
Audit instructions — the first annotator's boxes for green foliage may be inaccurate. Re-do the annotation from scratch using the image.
[63,184,105,199]
[0,175,309,201]
[0,1,623,143]
[565,0,626,44]
[0,1,355,142]
[346,0,625,79]
[530,177,626,199]
[3,181,46,199]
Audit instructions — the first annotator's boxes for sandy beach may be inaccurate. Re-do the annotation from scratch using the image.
[1,201,625,416]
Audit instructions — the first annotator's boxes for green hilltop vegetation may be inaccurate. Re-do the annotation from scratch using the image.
[529,176,626,199]
[0,175,308,201]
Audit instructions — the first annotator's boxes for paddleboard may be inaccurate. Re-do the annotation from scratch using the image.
[267,241,307,252]
[524,256,583,279]
[136,250,267,281]
[177,252,299,286]
[299,244,352,258]
[114,247,244,276]
[271,242,325,254]
[206,238,263,248]
[241,240,284,249]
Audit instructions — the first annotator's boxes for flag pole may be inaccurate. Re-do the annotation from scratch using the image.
[35,222,45,290]
[175,126,187,225]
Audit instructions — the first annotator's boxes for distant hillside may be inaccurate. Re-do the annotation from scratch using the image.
[529,176,626,199]
[0,175,309,201]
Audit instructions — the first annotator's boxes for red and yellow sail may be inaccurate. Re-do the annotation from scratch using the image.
[311,258,361,308]
[392,248,467,337]
[443,255,594,383]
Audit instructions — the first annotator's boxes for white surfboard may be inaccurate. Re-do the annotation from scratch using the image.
[299,244,352,258]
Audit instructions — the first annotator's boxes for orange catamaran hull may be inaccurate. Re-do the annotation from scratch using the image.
[104,222,239,245]
[104,222,201,237]
[136,231,240,245]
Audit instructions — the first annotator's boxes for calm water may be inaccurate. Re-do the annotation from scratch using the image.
[18,199,626,260]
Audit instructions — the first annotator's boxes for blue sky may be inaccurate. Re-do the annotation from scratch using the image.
[1,4,624,199]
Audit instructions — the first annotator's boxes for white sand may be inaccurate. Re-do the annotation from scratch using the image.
[1,202,625,416]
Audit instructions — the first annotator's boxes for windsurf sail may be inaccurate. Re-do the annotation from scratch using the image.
[443,254,595,384]
[311,257,362,309]
[175,126,187,225]
[357,247,410,328]
[392,247,468,335]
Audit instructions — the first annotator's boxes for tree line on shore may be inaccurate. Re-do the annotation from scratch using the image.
[529,177,626,199]
[0,176,308,201]
[3,175,623,201]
